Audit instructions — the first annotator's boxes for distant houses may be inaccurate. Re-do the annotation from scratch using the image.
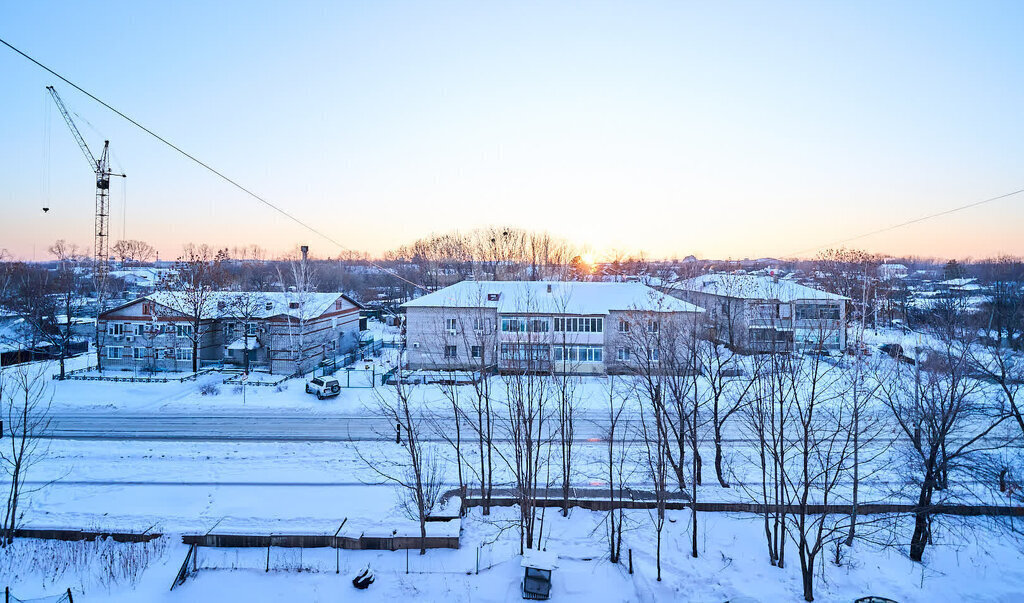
[401,280,704,375]
[97,291,363,375]
[660,274,849,353]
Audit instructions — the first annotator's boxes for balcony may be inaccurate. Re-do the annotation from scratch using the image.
[748,317,793,330]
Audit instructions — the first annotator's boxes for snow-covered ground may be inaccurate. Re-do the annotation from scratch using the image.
[5,507,1024,602]
[3,328,1024,601]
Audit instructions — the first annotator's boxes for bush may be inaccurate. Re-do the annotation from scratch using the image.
[0,536,168,590]
[199,383,220,396]
[232,385,244,395]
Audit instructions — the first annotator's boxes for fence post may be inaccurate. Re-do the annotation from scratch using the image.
[476,546,480,575]
[266,537,271,572]
[406,547,409,574]
[628,549,633,575]
[66,588,73,603]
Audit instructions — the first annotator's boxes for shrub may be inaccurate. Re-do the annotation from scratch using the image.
[199,383,220,396]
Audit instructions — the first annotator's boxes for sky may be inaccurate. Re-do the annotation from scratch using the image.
[2,1,1023,262]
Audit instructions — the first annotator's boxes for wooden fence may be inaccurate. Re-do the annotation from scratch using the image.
[181,531,459,550]
[12,527,163,542]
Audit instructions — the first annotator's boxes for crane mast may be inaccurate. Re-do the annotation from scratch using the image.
[45,85,125,284]
[46,85,126,370]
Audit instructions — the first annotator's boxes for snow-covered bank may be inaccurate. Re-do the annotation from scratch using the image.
[4,508,1023,602]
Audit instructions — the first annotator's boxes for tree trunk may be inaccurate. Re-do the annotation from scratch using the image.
[714,420,728,487]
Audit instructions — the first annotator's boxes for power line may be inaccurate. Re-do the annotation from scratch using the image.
[0,36,428,291]
[785,188,1024,258]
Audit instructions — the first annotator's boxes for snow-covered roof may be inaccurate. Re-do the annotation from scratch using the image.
[401,281,703,315]
[522,548,558,571]
[938,278,977,287]
[116,291,359,321]
[666,274,848,302]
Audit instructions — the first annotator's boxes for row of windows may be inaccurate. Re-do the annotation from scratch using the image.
[500,317,551,333]
[616,319,659,333]
[794,304,841,321]
[106,346,192,361]
[500,343,550,362]
[616,347,659,361]
[553,317,603,333]
[107,323,194,337]
[553,345,603,363]
[438,343,665,365]
[444,316,665,336]
[444,318,494,332]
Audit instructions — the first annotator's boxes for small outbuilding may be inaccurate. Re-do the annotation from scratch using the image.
[521,548,558,600]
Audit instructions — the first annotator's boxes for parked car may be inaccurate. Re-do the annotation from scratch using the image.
[305,376,341,399]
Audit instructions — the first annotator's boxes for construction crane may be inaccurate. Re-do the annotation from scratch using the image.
[45,85,126,283]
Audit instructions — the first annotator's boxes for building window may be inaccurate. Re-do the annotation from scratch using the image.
[335,299,345,310]
[528,318,549,333]
[444,345,457,359]
[108,323,124,336]
[176,324,194,338]
[647,320,659,333]
[106,346,122,359]
[473,317,489,331]
[553,317,603,333]
[795,304,841,321]
[500,343,549,362]
[225,322,236,338]
[141,302,153,315]
[553,345,603,363]
[501,317,525,332]
[445,318,458,332]
[618,319,629,333]
[245,322,258,336]
[651,348,660,362]
[133,347,145,360]
[175,348,193,361]
[471,345,482,358]
[617,347,630,361]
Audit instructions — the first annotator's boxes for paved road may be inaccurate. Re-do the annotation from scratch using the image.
[39,411,631,442]
[38,410,1022,445]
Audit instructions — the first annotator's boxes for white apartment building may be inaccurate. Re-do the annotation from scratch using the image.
[661,274,849,353]
[402,281,704,375]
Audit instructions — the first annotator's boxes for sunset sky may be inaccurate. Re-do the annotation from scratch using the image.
[2,1,1023,262]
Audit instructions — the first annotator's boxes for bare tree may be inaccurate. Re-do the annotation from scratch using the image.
[636,376,669,581]
[225,291,268,374]
[167,245,226,372]
[737,351,794,568]
[357,374,445,555]
[46,241,87,379]
[783,347,850,602]
[111,239,156,266]
[701,340,754,487]
[880,309,1012,562]
[497,291,553,553]
[600,375,633,564]
[1,364,52,545]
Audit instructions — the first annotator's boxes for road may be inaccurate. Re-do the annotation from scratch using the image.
[39,410,1022,445]
[40,410,630,441]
